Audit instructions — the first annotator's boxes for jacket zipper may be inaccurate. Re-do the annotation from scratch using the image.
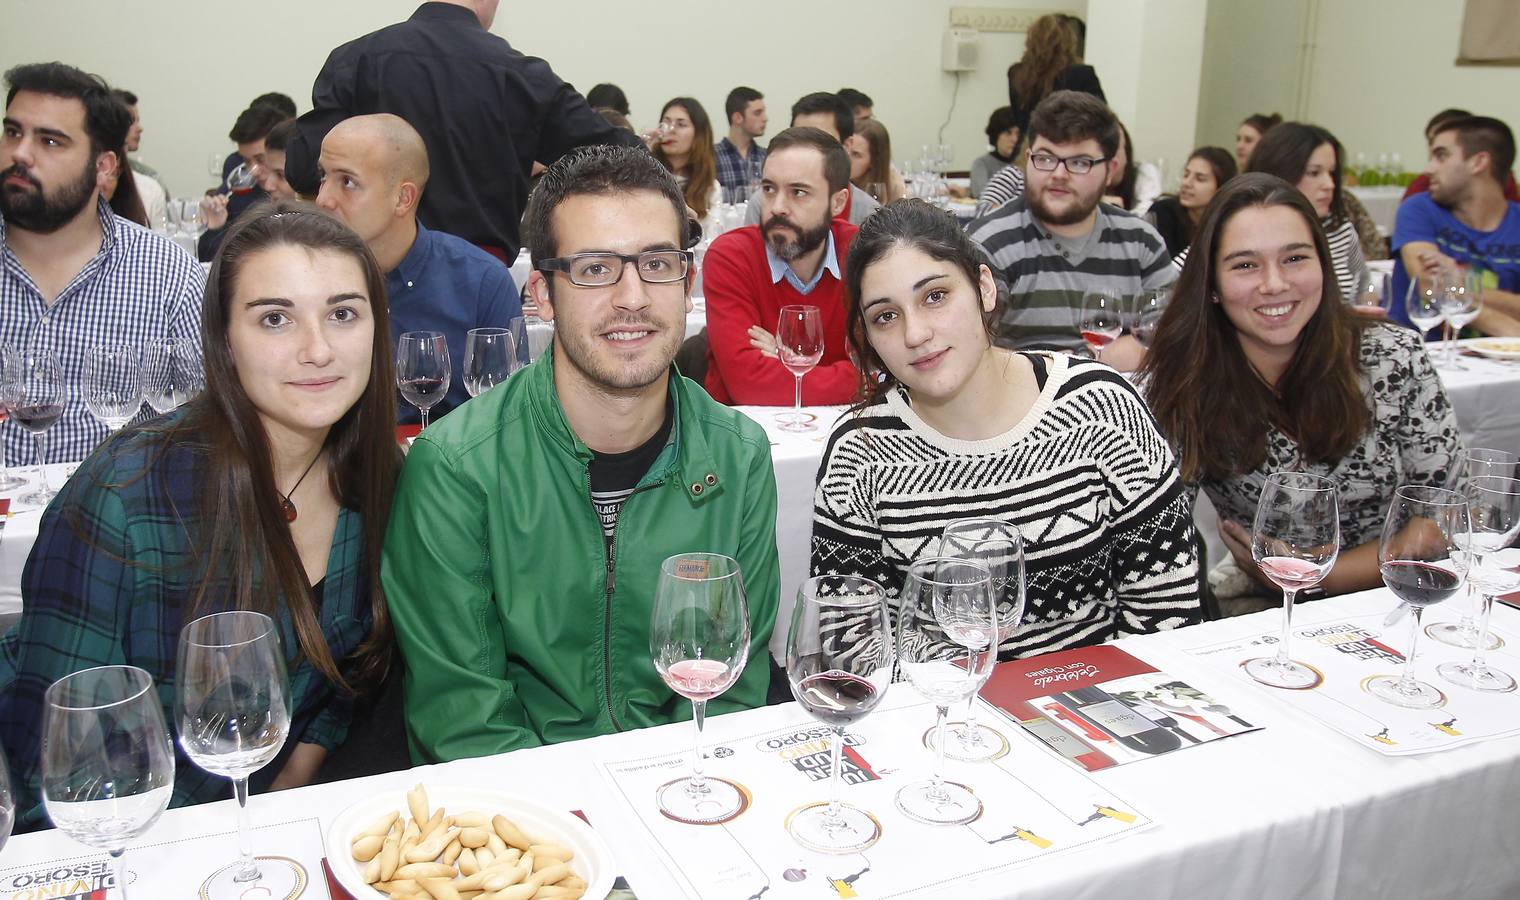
[593,472,663,734]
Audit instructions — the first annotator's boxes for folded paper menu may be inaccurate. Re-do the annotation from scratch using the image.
[979,644,1262,770]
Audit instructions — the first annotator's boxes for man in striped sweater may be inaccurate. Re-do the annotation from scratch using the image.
[967,91,1174,371]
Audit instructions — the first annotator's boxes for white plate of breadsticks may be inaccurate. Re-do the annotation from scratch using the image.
[326,783,614,900]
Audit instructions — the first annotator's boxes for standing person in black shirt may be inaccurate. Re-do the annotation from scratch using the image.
[284,0,642,262]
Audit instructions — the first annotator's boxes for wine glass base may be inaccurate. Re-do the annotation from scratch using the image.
[20,487,54,507]
[1242,657,1324,690]
[0,472,26,491]
[786,801,882,853]
[925,722,1010,762]
[774,411,817,432]
[894,780,982,825]
[1426,622,1503,651]
[655,776,749,825]
[1365,674,1447,709]
[1436,660,1517,693]
[199,856,304,899]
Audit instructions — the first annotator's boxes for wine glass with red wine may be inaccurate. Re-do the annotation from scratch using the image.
[1079,291,1124,360]
[1370,484,1471,709]
[396,331,450,429]
[15,350,64,506]
[1246,472,1340,689]
[649,552,751,825]
[786,575,891,853]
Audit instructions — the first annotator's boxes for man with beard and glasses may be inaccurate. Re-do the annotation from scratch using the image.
[967,91,1173,371]
[0,62,203,465]
[382,145,779,760]
[703,127,861,405]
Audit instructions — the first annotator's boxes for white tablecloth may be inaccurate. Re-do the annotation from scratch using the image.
[4,589,1516,899]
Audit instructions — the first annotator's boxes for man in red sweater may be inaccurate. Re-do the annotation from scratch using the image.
[703,127,862,405]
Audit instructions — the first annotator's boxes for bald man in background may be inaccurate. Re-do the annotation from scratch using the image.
[316,114,520,422]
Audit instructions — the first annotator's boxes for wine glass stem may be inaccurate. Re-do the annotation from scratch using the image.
[825,726,846,819]
[1398,607,1425,692]
[33,431,47,492]
[792,372,803,424]
[931,704,950,795]
[1472,592,1495,672]
[110,847,130,899]
[1460,584,1478,639]
[1444,321,1456,363]
[232,775,260,882]
[418,405,429,430]
[1273,588,1297,666]
[688,699,707,789]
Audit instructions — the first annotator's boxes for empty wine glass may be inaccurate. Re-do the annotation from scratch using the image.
[1430,448,1514,650]
[142,337,202,414]
[776,305,823,433]
[15,350,64,507]
[1129,289,1169,348]
[1079,291,1124,360]
[396,331,451,428]
[463,327,518,398]
[937,518,1025,761]
[894,557,998,825]
[1437,475,1520,692]
[786,575,891,853]
[0,343,26,492]
[1405,278,1443,341]
[650,553,751,825]
[1245,472,1340,689]
[84,343,143,433]
[176,611,292,884]
[509,314,554,365]
[1435,268,1481,369]
[1371,485,1470,709]
[42,665,175,900]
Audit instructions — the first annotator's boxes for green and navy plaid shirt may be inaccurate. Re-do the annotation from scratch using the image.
[0,417,372,832]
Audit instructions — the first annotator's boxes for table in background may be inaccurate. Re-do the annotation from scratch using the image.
[1348,184,1405,238]
[0,464,77,626]
[4,589,1515,899]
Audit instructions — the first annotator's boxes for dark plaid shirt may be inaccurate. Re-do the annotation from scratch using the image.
[0,419,371,831]
[715,137,766,203]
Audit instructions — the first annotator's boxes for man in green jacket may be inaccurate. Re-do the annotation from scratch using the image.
[382,145,780,763]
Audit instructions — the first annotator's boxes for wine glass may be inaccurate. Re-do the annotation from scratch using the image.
[937,518,1026,761]
[1079,292,1124,360]
[14,350,64,507]
[1245,472,1340,689]
[1404,278,1443,341]
[0,343,27,492]
[1430,448,1514,650]
[775,305,823,433]
[1370,484,1471,709]
[396,331,451,428]
[0,743,13,854]
[786,575,892,853]
[894,557,998,825]
[225,162,256,197]
[462,327,518,398]
[1437,475,1520,692]
[142,337,202,414]
[176,611,292,884]
[84,343,143,433]
[42,665,175,899]
[1129,289,1168,348]
[1434,268,1481,369]
[510,314,554,364]
[649,553,751,825]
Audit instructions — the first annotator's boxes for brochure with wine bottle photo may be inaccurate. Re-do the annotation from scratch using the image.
[980,645,1262,770]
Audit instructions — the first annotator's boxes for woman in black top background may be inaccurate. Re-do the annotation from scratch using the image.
[1006,14,1104,134]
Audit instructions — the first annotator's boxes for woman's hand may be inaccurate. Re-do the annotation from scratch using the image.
[748,325,779,359]
[199,192,229,230]
[1219,519,1274,591]
[268,742,327,791]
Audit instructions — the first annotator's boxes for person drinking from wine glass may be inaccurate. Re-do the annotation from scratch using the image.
[703,127,862,405]
[650,97,721,238]
[382,145,779,762]
[0,62,204,466]
[197,101,291,262]
[0,201,403,831]
[811,199,1201,660]
[315,114,520,423]
[1141,174,1465,614]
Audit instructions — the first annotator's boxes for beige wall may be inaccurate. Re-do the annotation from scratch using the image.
[0,0,1083,198]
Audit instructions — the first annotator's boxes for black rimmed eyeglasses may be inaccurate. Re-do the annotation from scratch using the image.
[535,250,694,287]
[1026,150,1110,175]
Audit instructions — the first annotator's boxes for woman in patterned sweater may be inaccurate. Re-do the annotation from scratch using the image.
[1142,174,1464,601]
[810,200,1202,659]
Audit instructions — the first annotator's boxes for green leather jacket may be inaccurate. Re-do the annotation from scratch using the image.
[382,350,779,763]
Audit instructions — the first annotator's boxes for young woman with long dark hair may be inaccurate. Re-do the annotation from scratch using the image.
[1146,146,1237,258]
[651,96,719,226]
[811,200,1201,659]
[1141,174,1463,604]
[0,201,402,829]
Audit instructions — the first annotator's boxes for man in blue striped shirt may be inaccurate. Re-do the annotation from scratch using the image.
[1,62,204,466]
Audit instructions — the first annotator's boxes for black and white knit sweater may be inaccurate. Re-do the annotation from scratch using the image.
[810,353,1202,659]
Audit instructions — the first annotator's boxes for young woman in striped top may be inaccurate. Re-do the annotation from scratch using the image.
[810,200,1202,659]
